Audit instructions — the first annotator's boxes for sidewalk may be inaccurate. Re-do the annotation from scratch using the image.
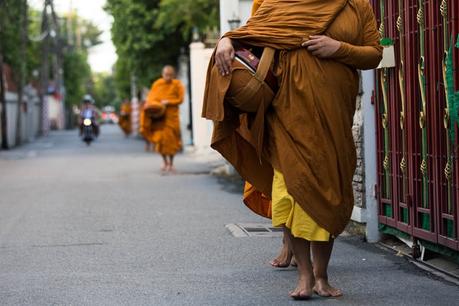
[0,126,458,305]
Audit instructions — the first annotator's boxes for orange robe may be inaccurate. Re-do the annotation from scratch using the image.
[202,0,382,236]
[143,78,184,155]
[138,101,147,138]
[243,0,272,219]
[118,102,132,135]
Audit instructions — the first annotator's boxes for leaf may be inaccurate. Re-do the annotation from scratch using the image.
[380,37,394,47]
[456,34,459,48]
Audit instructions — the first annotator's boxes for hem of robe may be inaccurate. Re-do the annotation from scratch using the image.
[272,169,330,242]
[243,183,272,219]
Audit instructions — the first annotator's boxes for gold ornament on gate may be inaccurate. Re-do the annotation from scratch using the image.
[444,161,452,181]
[383,155,390,170]
[440,0,448,18]
[397,16,402,33]
[400,112,405,130]
[420,159,427,175]
[400,157,407,174]
[382,113,388,129]
[419,111,426,128]
[444,108,450,129]
[417,6,424,27]
[379,23,385,38]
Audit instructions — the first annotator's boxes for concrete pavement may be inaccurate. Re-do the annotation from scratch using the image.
[0,125,458,305]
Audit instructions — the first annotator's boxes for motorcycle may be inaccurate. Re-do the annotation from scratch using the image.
[82,117,95,145]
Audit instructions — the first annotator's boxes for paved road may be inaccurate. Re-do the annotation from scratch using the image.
[0,126,458,305]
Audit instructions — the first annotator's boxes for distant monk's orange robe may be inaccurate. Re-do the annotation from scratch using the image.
[138,101,147,138]
[118,101,132,136]
[144,78,184,155]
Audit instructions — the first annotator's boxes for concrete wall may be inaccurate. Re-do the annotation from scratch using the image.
[220,0,253,34]
[190,42,214,152]
[178,55,192,146]
[0,86,41,148]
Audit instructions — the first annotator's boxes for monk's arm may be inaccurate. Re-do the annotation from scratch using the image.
[332,3,382,70]
[166,83,184,106]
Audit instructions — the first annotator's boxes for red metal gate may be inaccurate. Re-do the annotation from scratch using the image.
[373,0,459,252]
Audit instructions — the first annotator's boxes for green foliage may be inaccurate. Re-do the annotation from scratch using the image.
[92,73,118,108]
[60,13,103,109]
[63,50,91,107]
[380,38,394,47]
[113,57,132,100]
[0,0,24,79]
[156,0,219,41]
[105,0,218,94]
[61,13,104,50]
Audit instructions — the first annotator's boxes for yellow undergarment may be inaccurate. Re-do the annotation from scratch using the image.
[272,169,330,242]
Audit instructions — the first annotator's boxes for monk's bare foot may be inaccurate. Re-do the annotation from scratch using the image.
[145,144,150,152]
[168,165,176,173]
[313,278,343,297]
[161,164,168,172]
[289,275,314,300]
[270,243,292,268]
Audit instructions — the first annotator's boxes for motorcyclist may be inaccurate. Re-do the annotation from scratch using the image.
[79,94,100,137]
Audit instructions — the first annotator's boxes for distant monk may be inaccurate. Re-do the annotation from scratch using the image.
[143,65,184,172]
[118,99,132,136]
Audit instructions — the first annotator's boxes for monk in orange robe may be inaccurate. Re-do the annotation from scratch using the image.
[118,100,132,136]
[241,0,295,270]
[203,0,382,299]
[143,66,184,172]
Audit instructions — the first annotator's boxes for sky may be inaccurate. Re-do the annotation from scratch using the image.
[30,0,117,73]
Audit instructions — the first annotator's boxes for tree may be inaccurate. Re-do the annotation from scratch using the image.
[92,73,118,109]
[105,0,219,96]
[0,0,23,148]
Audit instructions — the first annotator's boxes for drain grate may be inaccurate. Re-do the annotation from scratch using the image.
[226,223,284,238]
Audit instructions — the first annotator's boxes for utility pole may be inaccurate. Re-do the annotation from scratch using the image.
[49,1,65,129]
[39,0,50,136]
[0,1,8,149]
[16,0,28,145]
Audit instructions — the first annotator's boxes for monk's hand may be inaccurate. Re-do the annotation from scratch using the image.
[215,37,235,76]
[161,100,169,105]
[302,35,341,58]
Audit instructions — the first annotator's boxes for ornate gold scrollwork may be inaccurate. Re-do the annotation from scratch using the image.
[400,112,405,130]
[445,160,452,181]
[384,155,390,170]
[420,159,427,175]
[419,111,426,128]
[400,157,407,174]
[382,113,388,129]
[444,108,450,129]
[417,5,424,27]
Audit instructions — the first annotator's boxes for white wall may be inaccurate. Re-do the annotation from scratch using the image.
[219,0,253,35]
[362,70,380,243]
[0,87,41,148]
[178,54,192,146]
[190,42,214,151]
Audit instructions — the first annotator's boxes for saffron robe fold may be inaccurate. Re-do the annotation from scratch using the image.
[119,102,132,135]
[144,78,184,155]
[202,0,382,236]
